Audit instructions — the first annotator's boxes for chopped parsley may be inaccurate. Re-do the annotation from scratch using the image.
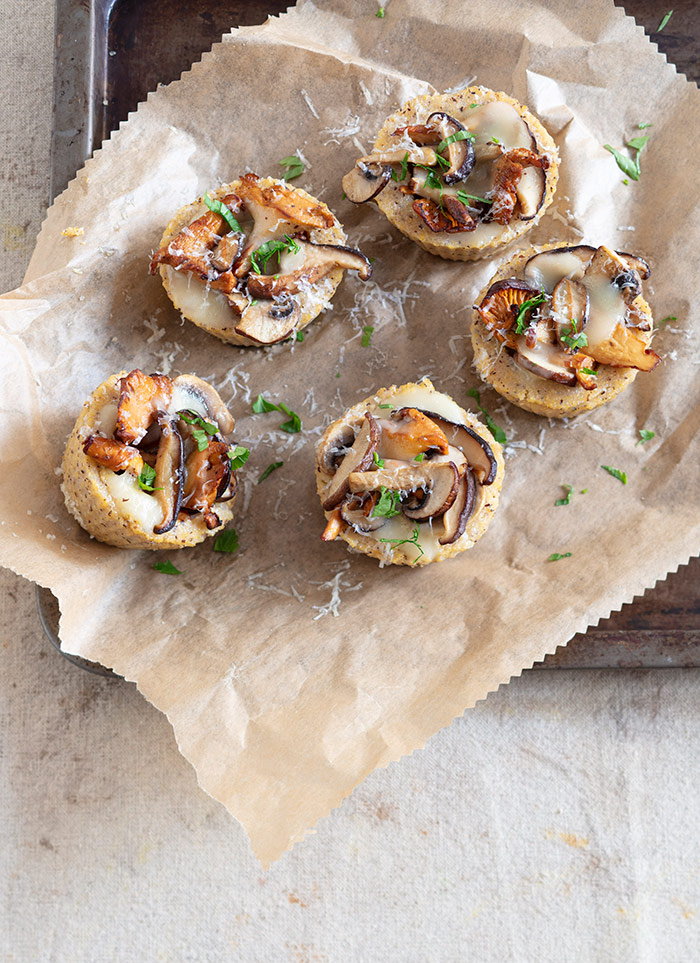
[604,143,642,181]
[457,189,493,206]
[414,453,425,462]
[658,315,676,325]
[638,122,653,129]
[376,5,385,16]
[626,135,650,151]
[250,234,299,274]
[373,451,385,468]
[466,388,506,444]
[203,192,241,233]
[637,429,655,445]
[389,152,410,182]
[601,465,627,484]
[213,529,239,553]
[137,463,159,492]
[555,483,574,506]
[295,331,304,342]
[436,129,475,152]
[179,411,219,451]
[279,154,305,180]
[380,526,425,565]
[153,560,182,575]
[378,403,394,409]
[490,136,500,145]
[469,103,479,108]
[259,461,283,483]
[560,319,588,351]
[548,552,572,562]
[581,367,597,376]
[361,325,375,347]
[514,293,547,335]
[228,445,250,470]
[416,164,443,193]
[371,487,401,518]
[251,394,301,433]
[657,9,673,32]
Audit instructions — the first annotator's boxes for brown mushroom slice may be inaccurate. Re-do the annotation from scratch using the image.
[417,411,497,485]
[153,417,184,535]
[233,296,302,345]
[515,342,577,385]
[321,507,348,541]
[567,352,598,391]
[516,166,546,220]
[584,246,643,305]
[475,279,541,347]
[321,413,380,511]
[626,297,652,331]
[394,123,440,145]
[340,493,386,533]
[439,468,476,545]
[171,374,234,435]
[380,407,449,460]
[619,252,650,280]
[551,278,590,348]
[425,111,475,184]
[149,195,243,277]
[82,435,145,476]
[114,369,173,445]
[180,439,231,527]
[342,163,392,204]
[211,232,244,273]
[490,148,549,226]
[348,462,460,520]
[523,246,597,291]
[317,421,358,474]
[412,197,475,234]
[246,242,372,298]
[357,147,438,167]
[582,323,660,371]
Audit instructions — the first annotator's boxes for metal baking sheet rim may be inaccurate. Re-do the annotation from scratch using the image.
[44,0,700,671]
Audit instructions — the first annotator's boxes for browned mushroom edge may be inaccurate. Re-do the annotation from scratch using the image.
[318,406,496,549]
[150,173,372,345]
[341,103,551,233]
[474,244,660,390]
[83,368,241,535]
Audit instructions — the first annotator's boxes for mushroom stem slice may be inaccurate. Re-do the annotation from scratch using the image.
[342,164,392,204]
[246,241,372,298]
[551,278,590,348]
[417,411,498,485]
[115,369,173,445]
[357,147,438,167]
[515,343,577,385]
[439,468,476,545]
[321,413,380,511]
[153,417,184,535]
[425,111,475,184]
[233,297,301,345]
[171,374,234,435]
[340,493,386,533]
[321,508,348,542]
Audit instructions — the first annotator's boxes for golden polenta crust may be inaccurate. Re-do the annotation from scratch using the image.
[373,87,559,261]
[157,177,347,347]
[315,380,505,567]
[470,243,654,418]
[61,371,234,549]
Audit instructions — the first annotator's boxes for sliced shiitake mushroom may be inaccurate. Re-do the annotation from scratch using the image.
[171,373,234,435]
[233,296,301,345]
[180,439,231,529]
[340,492,386,533]
[523,246,597,291]
[321,413,379,510]
[475,279,542,346]
[515,342,577,385]
[439,468,476,545]
[551,278,589,349]
[425,111,475,184]
[317,421,358,474]
[153,416,184,535]
[357,147,438,167]
[342,162,392,204]
[490,148,549,225]
[246,241,372,298]
[516,166,546,220]
[417,410,497,485]
[348,462,460,520]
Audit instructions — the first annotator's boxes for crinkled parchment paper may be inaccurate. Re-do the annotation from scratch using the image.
[1,0,699,864]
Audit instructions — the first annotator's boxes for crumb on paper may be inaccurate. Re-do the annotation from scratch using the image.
[61,227,83,237]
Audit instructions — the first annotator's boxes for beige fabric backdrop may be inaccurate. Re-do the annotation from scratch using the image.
[1,1,699,960]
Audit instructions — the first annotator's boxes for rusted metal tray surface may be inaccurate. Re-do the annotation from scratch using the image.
[44,0,700,670]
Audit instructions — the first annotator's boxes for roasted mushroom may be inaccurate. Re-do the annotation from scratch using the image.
[321,413,380,511]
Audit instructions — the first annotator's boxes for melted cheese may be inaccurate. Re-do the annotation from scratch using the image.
[583,272,627,347]
[464,101,533,151]
[101,469,163,532]
[524,250,588,292]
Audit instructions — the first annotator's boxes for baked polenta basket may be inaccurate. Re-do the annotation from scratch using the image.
[62,369,245,549]
[150,174,372,347]
[315,380,505,567]
[471,243,660,418]
[341,86,559,260]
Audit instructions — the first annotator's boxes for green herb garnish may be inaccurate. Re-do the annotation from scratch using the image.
[466,388,506,444]
[137,463,159,492]
[251,394,302,433]
[371,487,402,518]
[637,429,655,445]
[601,465,627,484]
[436,130,475,153]
[658,315,677,325]
[204,192,241,233]
[548,552,572,562]
[560,319,589,351]
[295,331,304,342]
[638,122,653,129]
[657,9,673,31]
[414,452,425,462]
[490,136,500,144]
[259,461,283,483]
[153,560,182,575]
[555,483,574,506]
[378,403,393,409]
[469,103,479,108]
[581,367,597,376]
[179,411,219,451]
[456,189,493,206]
[376,5,385,16]
[228,445,250,470]
[213,529,239,553]
[279,154,305,180]
[361,325,375,347]
[626,135,650,151]
[604,144,642,181]
[380,526,425,565]
[250,234,299,274]
[373,451,385,468]
[514,292,547,335]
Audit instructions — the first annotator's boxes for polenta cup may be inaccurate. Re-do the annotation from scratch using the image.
[342,86,559,261]
[471,243,659,418]
[316,379,504,567]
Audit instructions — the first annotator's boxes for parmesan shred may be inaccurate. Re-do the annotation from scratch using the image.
[442,76,477,94]
[321,113,361,144]
[310,561,362,620]
[300,88,320,119]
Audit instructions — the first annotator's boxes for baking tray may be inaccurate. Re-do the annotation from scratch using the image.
[42,0,700,671]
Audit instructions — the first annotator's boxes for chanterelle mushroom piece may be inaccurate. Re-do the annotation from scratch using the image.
[151,175,371,347]
[316,380,504,566]
[62,369,244,549]
[341,86,558,261]
[472,242,659,419]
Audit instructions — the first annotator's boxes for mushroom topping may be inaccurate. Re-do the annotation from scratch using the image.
[567,352,598,391]
[439,468,476,545]
[619,252,650,280]
[357,147,438,168]
[153,416,184,535]
[233,296,302,345]
[180,439,231,529]
[321,413,380,511]
[211,232,243,273]
[551,278,589,348]
[340,493,386,533]
[515,341,577,385]
[348,462,460,521]
[246,241,372,299]
[149,194,244,279]
[475,279,542,347]
[380,407,449,460]
[115,369,173,445]
[523,246,597,291]
[82,435,145,475]
[424,111,475,183]
[490,148,549,225]
[321,507,348,542]
[171,374,235,436]
[417,411,497,485]
[342,162,392,204]
[317,421,358,474]
[516,166,547,220]
[413,197,476,234]
[582,324,660,371]
[584,245,643,304]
